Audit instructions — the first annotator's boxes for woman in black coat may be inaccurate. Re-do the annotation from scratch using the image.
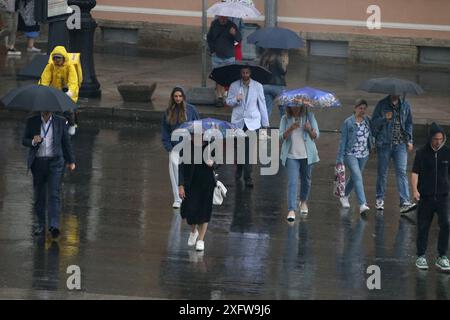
[178,139,216,252]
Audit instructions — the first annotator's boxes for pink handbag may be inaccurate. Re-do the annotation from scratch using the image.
[334,163,346,197]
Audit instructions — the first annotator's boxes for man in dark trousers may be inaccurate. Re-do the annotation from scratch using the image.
[411,122,450,271]
[22,111,76,238]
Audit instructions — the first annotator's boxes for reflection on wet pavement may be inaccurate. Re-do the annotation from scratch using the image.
[0,119,448,300]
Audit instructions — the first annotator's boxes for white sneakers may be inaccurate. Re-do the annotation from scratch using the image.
[27,47,41,53]
[359,204,370,214]
[68,125,76,136]
[188,230,204,252]
[299,202,308,215]
[340,197,369,214]
[340,196,350,208]
[172,200,182,209]
[187,230,199,246]
[196,240,205,251]
[375,199,384,210]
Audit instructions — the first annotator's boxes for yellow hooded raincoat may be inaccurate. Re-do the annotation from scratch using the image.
[39,46,80,102]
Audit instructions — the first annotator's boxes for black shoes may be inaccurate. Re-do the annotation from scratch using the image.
[49,227,60,239]
[245,179,254,188]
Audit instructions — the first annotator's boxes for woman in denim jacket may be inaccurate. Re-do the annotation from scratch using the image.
[279,104,320,221]
[336,99,373,214]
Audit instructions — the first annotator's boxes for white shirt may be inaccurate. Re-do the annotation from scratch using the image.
[226,79,269,131]
[288,120,307,159]
[34,116,55,157]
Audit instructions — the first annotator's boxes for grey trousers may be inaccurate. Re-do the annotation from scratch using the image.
[0,11,18,48]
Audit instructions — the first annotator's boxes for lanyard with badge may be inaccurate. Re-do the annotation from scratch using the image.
[41,119,52,143]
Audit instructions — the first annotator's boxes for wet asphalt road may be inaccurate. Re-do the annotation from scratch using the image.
[0,118,448,300]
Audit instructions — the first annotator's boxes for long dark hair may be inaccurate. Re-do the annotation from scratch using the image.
[166,87,187,126]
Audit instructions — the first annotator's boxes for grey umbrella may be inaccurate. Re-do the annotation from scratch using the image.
[357,77,424,95]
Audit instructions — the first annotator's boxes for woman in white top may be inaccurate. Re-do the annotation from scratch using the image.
[279,104,320,221]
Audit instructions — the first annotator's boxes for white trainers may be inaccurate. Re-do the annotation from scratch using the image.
[300,202,308,215]
[68,125,76,136]
[400,201,417,214]
[172,200,182,209]
[27,47,41,53]
[7,48,21,56]
[196,240,205,251]
[375,199,384,210]
[340,196,350,208]
[416,256,429,270]
[359,204,370,214]
[188,230,199,247]
[287,210,296,222]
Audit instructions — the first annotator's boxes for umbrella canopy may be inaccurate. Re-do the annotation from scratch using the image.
[277,87,342,109]
[247,27,304,49]
[209,62,272,86]
[1,84,77,112]
[207,0,261,18]
[357,77,424,95]
[179,118,245,139]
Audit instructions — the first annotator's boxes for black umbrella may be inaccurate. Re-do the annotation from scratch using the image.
[0,84,77,112]
[357,77,424,96]
[247,27,304,49]
[209,62,272,87]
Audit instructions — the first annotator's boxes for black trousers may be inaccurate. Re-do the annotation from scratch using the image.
[31,157,65,229]
[235,125,254,181]
[416,196,449,257]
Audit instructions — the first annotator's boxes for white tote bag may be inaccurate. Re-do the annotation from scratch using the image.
[213,180,227,205]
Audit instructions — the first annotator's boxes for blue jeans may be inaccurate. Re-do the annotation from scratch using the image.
[211,55,235,69]
[376,143,410,205]
[263,84,285,118]
[286,158,312,211]
[344,155,368,206]
[31,157,64,229]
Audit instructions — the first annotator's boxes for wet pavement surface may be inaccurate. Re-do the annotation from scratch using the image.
[0,118,449,300]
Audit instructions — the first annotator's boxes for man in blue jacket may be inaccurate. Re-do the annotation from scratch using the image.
[411,123,450,271]
[22,111,76,238]
[371,94,417,213]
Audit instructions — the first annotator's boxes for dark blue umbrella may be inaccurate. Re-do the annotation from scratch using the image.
[247,27,304,49]
[179,118,245,139]
[277,87,341,109]
[0,84,77,112]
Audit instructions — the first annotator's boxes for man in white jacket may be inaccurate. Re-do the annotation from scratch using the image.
[0,0,21,55]
[226,66,269,188]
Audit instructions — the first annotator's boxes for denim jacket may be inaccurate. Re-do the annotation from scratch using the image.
[336,115,373,164]
[279,112,320,166]
[371,96,413,147]
[161,104,200,152]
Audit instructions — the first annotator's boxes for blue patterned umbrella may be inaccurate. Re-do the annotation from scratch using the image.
[277,87,341,109]
[179,118,245,139]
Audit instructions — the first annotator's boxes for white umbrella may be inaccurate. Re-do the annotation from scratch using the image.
[207,0,261,19]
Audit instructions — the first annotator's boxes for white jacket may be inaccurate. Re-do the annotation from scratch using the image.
[226,79,270,131]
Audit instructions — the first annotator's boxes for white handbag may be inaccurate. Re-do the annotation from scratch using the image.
[213,180,227,205]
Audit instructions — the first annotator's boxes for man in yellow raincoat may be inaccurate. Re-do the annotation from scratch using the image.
[40,46,80,135]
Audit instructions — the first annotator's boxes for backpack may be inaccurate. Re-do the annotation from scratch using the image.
[66,52,83,86]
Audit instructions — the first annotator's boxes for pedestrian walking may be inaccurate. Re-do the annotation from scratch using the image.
[279,103,320,221]
[18,0,41,52]
[207,15,242,107]
[0,0,21,55]
[260,48,289,118]
[22,111,76,238]
[226,65,269,188]
[39,46,80,136]
[372,94,417,213]
[161,87,200,209]
[411,122,450,272]
[336,99,373,214]
[178,138,216,252]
